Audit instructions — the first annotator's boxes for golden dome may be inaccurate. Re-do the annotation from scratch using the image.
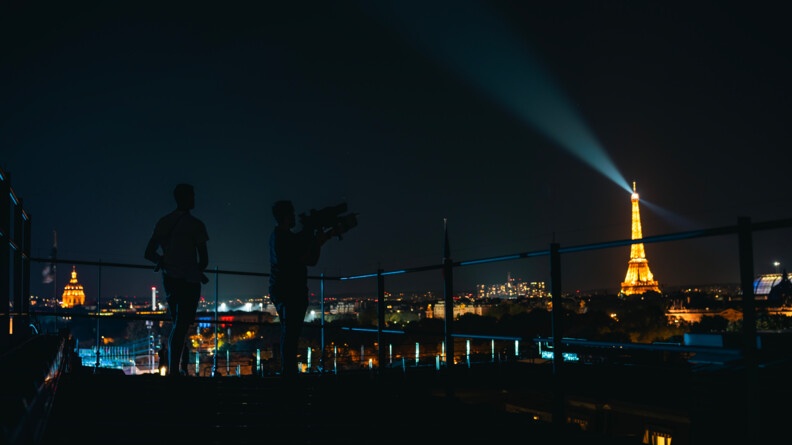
[62,265,86,308]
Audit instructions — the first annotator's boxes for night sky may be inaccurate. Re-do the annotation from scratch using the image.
[3,1,791,300]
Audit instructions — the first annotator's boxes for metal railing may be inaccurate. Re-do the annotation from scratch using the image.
[8,215,789,379]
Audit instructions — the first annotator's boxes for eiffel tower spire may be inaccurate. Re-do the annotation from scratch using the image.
[620,182,661,296]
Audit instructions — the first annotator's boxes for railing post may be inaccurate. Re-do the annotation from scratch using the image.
[21,203,31,336]
[738,217,759,445]
[212,266,219,377]
[11,193,23,335]
[377,268,385,375]
[443,260,454,365]
[94,260,102,370]
[0,171,10,347]
[442,219,454,396]
[320,272,326,374]
[550,242,565,433]
[6,179,31,341]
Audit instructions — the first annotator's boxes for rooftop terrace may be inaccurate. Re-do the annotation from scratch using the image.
[3,168,792,445]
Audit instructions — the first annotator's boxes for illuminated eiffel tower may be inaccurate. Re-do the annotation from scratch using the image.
[620,182,661,296]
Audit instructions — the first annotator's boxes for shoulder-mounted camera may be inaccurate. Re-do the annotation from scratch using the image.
[299,202,358,240]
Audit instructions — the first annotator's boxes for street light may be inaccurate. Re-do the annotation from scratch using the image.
[774,261,781,274]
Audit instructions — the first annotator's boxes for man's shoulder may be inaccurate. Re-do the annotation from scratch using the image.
[189,215,206,227]
[185,213,209,236]
[155,211,180,227]
[185,212,205,223]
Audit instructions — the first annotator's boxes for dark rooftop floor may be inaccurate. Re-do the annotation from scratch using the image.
[39,363,642,445]
[6,332,792,445]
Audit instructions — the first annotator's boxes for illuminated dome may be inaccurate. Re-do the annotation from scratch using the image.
[756,270,792,305]
[61,265,86,308]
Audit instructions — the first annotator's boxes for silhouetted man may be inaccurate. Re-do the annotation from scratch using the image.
[145,183,209,377]
[269,200,329,378]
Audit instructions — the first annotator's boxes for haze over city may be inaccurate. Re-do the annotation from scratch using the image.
[3,1,791,299]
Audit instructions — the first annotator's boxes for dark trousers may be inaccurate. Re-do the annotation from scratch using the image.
[273,297,308,377]
[163,274,200,375]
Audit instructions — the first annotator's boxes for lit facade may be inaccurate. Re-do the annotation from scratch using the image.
[477,273,547,299]
[61,265,86,308]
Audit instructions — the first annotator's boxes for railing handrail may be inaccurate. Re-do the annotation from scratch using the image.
[28,216,792,283]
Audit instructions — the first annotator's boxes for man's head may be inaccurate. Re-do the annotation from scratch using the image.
[173,183,195,210]
[272,200,295,227]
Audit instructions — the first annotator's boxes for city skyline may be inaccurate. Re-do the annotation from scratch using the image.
[22,175,786,303]
[3,2,791,299]
[34,258,772,310]
[33,263,549,305]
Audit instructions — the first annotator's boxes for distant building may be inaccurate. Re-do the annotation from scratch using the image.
[756,270,792,303]
[61,265,86,308]
[429,300,484,319]
[477,272,547,299]
[767,270,792,307]
[669,273,792,322]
